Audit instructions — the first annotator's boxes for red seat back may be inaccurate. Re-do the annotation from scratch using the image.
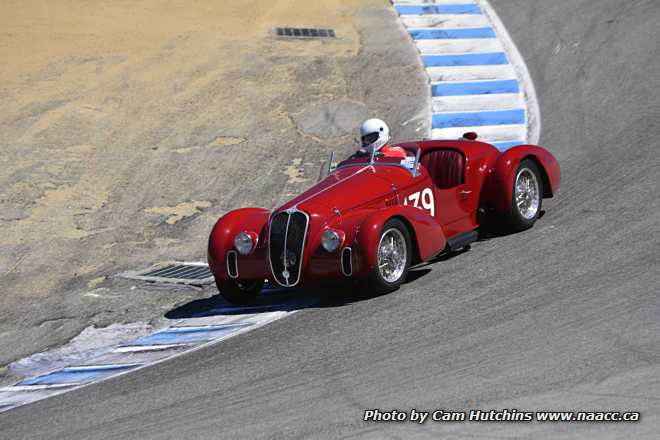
[420,149,465,189]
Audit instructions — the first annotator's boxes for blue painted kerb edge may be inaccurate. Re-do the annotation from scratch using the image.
[124,323,253,347]
[17,364,141,386]
[432,109,525,129]
[395,4,481,15]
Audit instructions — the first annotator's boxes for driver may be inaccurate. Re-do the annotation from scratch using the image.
[358,118,407,158]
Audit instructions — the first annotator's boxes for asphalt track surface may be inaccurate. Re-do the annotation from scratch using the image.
[2,0,659,438]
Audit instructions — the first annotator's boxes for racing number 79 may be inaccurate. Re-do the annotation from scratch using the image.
[403,188,434,216]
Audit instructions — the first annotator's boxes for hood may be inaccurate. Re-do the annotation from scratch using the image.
[278,165,395,215]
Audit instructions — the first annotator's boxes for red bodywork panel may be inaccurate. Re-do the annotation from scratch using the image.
[355,205,447,273]
[208,139,560,286]
[207,208,271,282]
[484,144,561,212]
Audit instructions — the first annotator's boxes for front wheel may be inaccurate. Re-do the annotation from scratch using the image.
[366,218,412,295]
[504,159,543,231]
[216,279,263,305]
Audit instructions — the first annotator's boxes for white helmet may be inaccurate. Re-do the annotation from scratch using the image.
[360,118,390,154]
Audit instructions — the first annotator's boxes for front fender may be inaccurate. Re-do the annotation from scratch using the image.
[356,205,446,271]
[207,207,270,280]
[484,145,560,213]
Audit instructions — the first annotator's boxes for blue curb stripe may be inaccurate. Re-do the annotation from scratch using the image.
[124,323,252,347]
[423,52,508,67]
[432,79,519,96]
[432,109,525,129]
[490,140,525,150]
[395,4,481,15]
[17,364,141,386]
[409,27,496,40]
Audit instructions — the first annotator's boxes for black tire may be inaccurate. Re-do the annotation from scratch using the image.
[366,218,412,295]
[216,279,263,305]
[504,159,543,231]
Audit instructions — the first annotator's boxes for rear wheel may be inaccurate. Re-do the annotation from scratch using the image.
[216,279,263,305]
[366,218,412,295]
[504,159,543,231]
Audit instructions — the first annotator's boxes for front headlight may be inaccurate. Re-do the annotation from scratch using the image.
[234,231,255,255]
[321,229,342,252]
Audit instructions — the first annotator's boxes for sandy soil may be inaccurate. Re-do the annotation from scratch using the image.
[0,0,429,379]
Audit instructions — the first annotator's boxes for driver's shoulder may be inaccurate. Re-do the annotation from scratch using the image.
[382,145,407,158]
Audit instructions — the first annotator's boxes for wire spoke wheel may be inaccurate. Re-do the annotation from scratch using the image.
[377,228,407,283]
[514,167,540,220]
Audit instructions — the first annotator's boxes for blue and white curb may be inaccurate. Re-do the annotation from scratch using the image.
[393,0,540,149]
[0,283,313,413]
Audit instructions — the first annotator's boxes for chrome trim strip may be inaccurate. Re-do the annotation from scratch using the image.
[341,247,352,276]
[282,213,292,284]
[267,213,281,286]
[293,166,369,208]
[226,250,239,279]
[291,211,309,287]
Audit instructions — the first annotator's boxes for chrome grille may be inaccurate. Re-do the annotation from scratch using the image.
[268,210,309,286]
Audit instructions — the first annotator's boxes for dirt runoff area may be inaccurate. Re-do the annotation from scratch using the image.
[0,0,429,380]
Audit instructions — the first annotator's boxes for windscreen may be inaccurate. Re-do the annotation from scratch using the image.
[337,146,419,170]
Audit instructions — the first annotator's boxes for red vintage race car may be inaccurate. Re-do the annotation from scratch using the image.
[207,137,560,304]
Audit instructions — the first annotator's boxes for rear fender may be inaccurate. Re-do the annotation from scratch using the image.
[356,205,446,272]
[207,208,270,279]
[483,145,560,213]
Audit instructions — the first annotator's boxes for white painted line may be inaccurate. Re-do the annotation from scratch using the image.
[0,383,78,392]
[431,123,526,142]
[415,37,502,54]
[432,93,524,112]
[401,14,488,28]
[113,343,191,353]
[202,304,290,315]
[425,64,516,81]
[0,388,68,413]
[292,165,370,207]
[155,324,247,332]
[57,364,140,371]
[180,309,290,325]
[477,0,540,143]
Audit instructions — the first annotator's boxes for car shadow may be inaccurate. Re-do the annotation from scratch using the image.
[404,267,432,283]
[164,280,357,320]
[164,246,478,320]
[476,210,546,241]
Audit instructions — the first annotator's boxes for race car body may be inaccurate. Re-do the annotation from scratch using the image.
[208,138,560,303]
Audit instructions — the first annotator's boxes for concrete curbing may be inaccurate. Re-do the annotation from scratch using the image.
[392,0,540,148]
